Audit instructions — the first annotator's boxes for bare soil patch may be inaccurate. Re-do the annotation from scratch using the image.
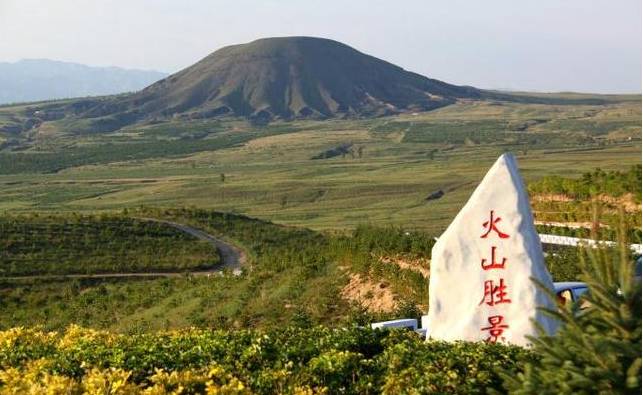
[341,273,398,313]
[379,255,430,278]
[532,193,641,213]
[532,193,574,203]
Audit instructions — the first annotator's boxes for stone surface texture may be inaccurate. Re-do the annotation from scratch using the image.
[426,153,558,346]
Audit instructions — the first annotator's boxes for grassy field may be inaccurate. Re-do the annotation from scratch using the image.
[0,99,640,234]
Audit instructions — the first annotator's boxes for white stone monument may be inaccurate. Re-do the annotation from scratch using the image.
[426,153,558,346]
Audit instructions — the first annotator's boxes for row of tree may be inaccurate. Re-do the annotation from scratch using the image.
[529,165,642,202]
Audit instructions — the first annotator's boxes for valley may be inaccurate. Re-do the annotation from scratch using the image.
[0,99,640,233]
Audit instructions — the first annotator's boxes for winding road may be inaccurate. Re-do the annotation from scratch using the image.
[2,219,247,281]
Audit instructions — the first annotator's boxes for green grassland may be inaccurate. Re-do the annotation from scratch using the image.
[0,99,640,234]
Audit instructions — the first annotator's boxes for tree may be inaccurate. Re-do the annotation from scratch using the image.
[220,173,226,203]
[503,217,642,394]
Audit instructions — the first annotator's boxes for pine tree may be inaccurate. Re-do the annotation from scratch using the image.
[503,217,642,394]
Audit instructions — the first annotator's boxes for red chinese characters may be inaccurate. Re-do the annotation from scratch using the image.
[479,279,512,306]
[480,210,510,239]
[479,210,511,343]
[480,315,509,342]
[481,246,507,270]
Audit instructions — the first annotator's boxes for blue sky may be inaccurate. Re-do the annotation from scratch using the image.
[0,0,640,93]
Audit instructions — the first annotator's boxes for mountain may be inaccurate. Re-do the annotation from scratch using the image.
[82,36,482,127]
[0,59,167,105]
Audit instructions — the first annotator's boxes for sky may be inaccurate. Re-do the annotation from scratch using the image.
[0,0,640,93]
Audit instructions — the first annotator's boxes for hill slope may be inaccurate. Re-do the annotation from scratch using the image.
[0,59,167,104]
[83,36,481,127]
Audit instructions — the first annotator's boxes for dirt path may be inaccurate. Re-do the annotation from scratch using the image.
[2,219,247,281]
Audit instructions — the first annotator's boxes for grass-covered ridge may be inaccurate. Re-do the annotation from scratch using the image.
[0,213,219,276]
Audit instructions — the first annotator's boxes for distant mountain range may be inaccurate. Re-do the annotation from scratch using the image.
[0,59,167,105]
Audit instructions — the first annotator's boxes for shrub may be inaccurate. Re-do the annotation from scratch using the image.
[503,221,642,394]
[0,326,534,394]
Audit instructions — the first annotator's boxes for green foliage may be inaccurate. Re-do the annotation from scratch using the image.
[0,131,258,174]
[349,224,435,257]
[0,210,438,331]
[537,224,642,245]
[0,209,342,330]
[543,247,582,282]
[0,277,213,330]
[329,225,433,311]
[529,165,642,202]
[503,224,642,394]
[380,337,535,394]
[0,214,218,275]
[401,120,512,145]
[0,206,635,340]
[0,326,535,394]
[391,119,596,149]
[393,299,423,323]
[544,119,636,136]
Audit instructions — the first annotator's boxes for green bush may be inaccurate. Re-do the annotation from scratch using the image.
[503,226,642,394]
[529,165,642,203]
[0,326,534,394]
[544,247,582,282]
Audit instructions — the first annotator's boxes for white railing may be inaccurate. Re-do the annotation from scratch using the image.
[539,234,642,254]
